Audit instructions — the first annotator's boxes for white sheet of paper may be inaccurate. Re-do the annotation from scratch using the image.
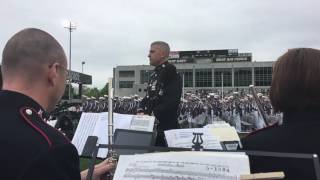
[71,113,100,155]
[72,112,134,158]
[92,112,108,158]
[164,128,223,150]
[210,126,240,142]
[114,113,133,130]
[204,121,231,128]
[129,115,155,132]
[113,151,250,180]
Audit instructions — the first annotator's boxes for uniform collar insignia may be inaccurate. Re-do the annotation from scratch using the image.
[155,61,169,72]
[38,109,49,121]
[38,109,43,116]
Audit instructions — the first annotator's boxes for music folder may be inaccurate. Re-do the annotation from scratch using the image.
[113,129,155,155]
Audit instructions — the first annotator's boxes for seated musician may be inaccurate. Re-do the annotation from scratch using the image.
[242,48,320,180]
[0,28,114,180]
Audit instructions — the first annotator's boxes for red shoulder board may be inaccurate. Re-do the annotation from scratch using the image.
[19,107,53,147]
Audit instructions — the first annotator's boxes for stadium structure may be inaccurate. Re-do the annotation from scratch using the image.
[114,49,274,97]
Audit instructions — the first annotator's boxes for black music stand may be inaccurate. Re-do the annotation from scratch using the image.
[82,129,155,180]
[244,150,320,180]
[113,129,155,155]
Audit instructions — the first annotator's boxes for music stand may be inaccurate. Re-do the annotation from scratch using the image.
[83,129,155,180]
[113,129,155,155]
[244,150,320,180]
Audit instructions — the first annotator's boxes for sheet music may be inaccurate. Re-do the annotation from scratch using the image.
[210,127,240,142]
[204,121,231,128]
[92,112,108,158]
[71,113,100,156]
[71,112,133,158]
[113,151,250,180]
[114,113,134,129]
[164,128,223,150]
[129,115,155,132]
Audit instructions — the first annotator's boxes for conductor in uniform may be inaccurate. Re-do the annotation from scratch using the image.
[138,41,182,146]
[0,28,114,180]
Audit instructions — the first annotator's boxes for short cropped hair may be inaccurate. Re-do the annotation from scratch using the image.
[270,48,320,113]
[151,41,170,58]
[1,28,66,81]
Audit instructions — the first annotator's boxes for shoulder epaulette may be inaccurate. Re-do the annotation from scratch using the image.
[19,107,53,147]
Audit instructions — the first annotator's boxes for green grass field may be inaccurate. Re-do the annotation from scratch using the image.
[80,158,103,171]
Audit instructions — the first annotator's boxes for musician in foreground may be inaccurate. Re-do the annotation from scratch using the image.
[0,28,114,180]
[242,48,320,180]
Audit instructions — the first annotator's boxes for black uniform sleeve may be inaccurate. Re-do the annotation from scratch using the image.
[139,96,147,111]
[20,144,81,180]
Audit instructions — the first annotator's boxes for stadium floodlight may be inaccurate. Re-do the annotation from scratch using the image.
[82,61,85,73]
[62,20,77,100]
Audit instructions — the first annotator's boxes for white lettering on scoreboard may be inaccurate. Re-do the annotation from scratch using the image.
[169,51,180,59]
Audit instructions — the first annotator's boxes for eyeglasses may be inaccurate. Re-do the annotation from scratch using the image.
[49,63,69,77]
[58,64,69,75]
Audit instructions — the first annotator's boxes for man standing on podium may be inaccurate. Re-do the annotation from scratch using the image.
[138,41,182,146]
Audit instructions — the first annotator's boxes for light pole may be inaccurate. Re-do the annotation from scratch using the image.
[64,21,77,100]
[182,72,185,98]
[81,61,85,73]
[221,72,224,98]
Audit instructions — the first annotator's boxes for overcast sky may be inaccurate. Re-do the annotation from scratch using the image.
[1,0,319,88]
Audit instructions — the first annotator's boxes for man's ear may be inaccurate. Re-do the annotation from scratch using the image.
[48,63,59,86]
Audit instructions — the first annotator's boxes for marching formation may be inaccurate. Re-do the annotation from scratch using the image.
[81,90,282,132]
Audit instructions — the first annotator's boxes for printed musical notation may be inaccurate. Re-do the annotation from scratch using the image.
[123,163,235,180]
[129,115,155,132]
[71,112,133,158]
[113,151,250,180]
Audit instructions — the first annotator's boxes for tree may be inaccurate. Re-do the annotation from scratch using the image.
[62,84,76,100]
[82,82,108,98]
[99,83,108,97]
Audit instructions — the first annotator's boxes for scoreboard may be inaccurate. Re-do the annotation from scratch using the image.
[68,70,92,84]
[168,49,252,63]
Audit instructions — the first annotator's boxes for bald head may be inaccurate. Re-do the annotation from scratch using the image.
[1,28,68,111]
[1,28,67,82]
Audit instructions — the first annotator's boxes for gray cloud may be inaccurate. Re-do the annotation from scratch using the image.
[1,0,320,88]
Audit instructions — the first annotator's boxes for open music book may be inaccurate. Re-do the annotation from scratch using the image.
[113,151,250,180]
[71,112,155,158]
[164,128,223,150]
[164,125,241,150]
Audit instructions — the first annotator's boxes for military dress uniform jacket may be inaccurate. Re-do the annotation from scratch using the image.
[140,61,182,132]
[0,90,80,180]
[242,111,320,180]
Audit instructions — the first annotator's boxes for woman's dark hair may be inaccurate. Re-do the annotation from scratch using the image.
[270,48,320,113]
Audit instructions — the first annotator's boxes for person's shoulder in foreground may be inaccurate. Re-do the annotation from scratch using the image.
[242,48,320,180]
[0,28,115,180]
[0,90,80,179]
[242,48,320,151]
